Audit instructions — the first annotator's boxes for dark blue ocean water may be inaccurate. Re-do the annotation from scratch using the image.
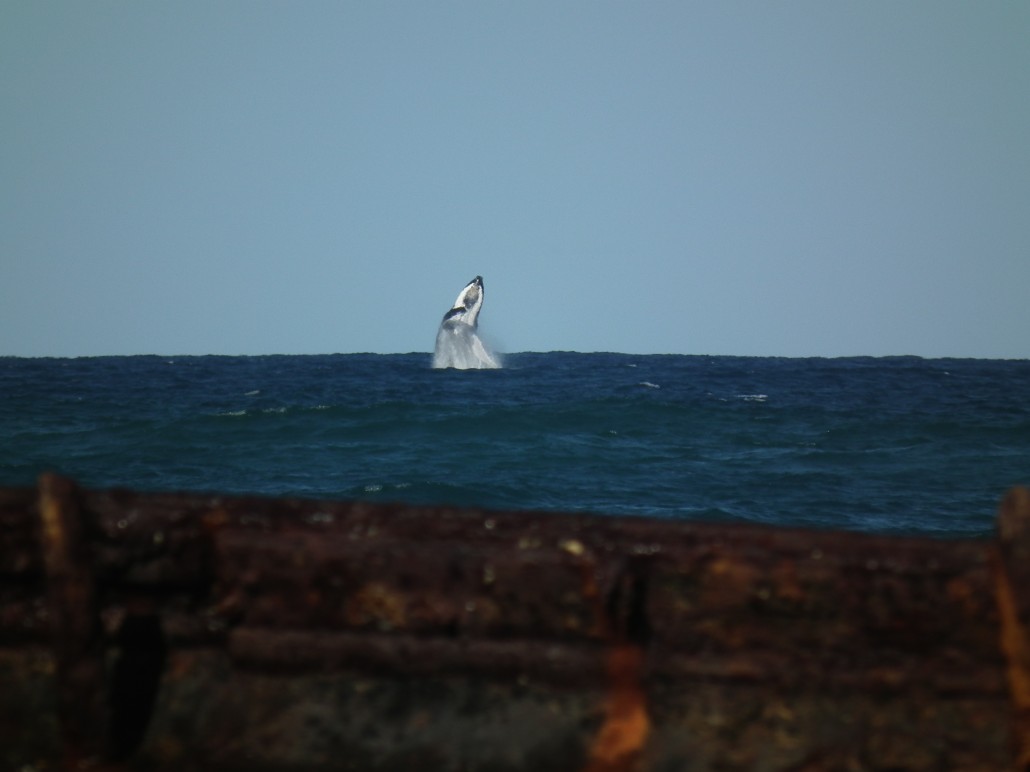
[2,353,1028,538]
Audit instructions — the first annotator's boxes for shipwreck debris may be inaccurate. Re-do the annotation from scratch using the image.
[0,474,1027,770]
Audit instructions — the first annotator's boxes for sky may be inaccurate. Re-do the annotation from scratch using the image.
[2,2,1028,359]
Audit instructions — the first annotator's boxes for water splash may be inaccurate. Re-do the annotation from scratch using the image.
[433,325,500,369]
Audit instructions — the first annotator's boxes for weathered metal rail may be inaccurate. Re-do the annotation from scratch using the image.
[2,474,1029,770]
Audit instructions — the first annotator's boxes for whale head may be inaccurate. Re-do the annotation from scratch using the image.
[441,275,485,329]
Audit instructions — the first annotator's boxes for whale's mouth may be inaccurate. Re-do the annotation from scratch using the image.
[462,276,483,306]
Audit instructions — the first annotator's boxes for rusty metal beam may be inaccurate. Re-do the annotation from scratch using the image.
[995,486,1030,768]
[0,475,1027,770]
[38,473,108,767]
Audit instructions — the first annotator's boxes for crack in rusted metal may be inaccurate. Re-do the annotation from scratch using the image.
[553,535,653,771]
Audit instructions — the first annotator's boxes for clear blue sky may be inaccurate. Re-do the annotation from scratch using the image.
[3,2,1028,358]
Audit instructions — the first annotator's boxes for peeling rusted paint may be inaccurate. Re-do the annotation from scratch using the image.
[584,644,650,772]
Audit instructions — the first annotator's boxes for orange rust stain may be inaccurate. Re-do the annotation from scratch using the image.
[945,574,979,618]
[771,559,805,604]
[563,541,607,637]
[202,507,230,532]
[703,555,760,607]
[345,582,408,630]
[38,476,69,564]
[583,644,650,772]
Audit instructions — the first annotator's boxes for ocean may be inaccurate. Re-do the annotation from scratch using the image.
[2,353,1028,539]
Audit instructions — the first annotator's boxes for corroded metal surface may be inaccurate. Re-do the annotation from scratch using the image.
[995,486,1030,768]
[1,475,1027,770]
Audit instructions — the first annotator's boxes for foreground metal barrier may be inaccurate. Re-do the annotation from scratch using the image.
[2,474,1028,770]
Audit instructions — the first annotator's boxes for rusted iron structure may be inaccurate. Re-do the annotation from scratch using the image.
[2,473,1029,770]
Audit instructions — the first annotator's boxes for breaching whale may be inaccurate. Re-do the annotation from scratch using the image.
[432,275,500,369]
